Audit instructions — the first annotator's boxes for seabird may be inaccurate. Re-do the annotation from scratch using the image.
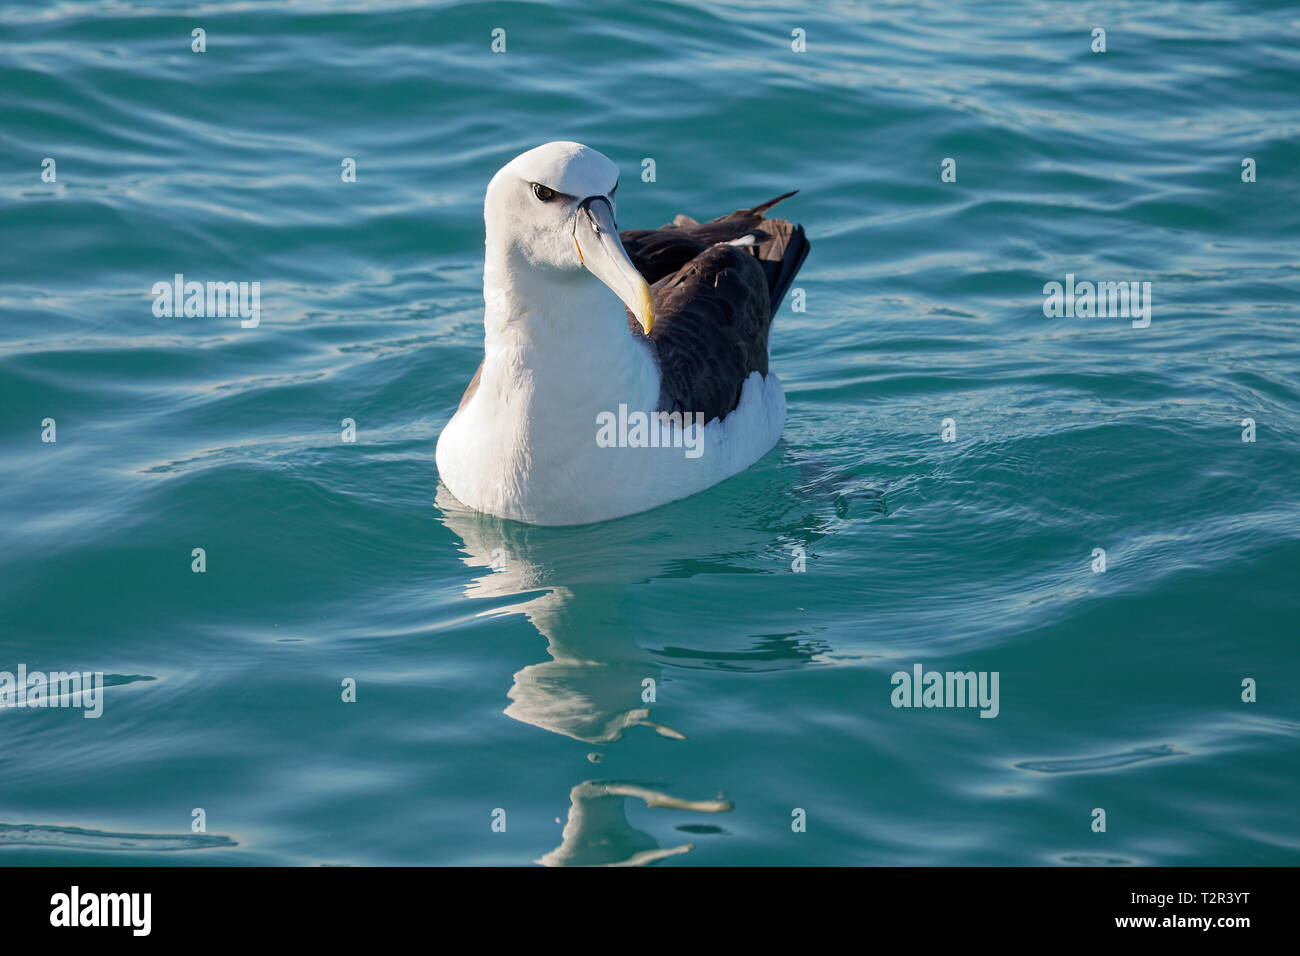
[436,141,809,525]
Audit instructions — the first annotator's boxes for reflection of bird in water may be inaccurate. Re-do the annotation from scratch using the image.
[436,486,681,743]
[539,781,732,867]
[505,631,684,744]
[434,488,831,863]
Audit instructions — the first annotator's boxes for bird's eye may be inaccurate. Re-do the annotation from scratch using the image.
[532,182,555,202]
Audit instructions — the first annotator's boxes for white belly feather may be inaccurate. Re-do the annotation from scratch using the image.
[437,369,785,526]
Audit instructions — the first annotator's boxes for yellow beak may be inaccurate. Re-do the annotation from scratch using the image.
[574,197,655,335]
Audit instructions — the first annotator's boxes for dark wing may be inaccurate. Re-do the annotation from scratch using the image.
[620,193,810,423]
[646,244,772,423]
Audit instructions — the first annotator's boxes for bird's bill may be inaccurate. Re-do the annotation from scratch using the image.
[574,198,656,335]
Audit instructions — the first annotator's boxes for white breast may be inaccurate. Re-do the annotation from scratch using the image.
[437,362,785,526]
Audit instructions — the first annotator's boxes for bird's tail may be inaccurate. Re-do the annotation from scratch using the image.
[743,192,810,316]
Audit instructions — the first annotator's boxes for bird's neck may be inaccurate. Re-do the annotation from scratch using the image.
[479,246,657,416]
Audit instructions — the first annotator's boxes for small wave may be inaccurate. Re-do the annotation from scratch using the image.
[0,822,236,851]
[1016,743,1183,774]
[1057,854,1136,866]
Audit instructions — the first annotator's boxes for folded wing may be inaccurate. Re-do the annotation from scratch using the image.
[620,194,810,423]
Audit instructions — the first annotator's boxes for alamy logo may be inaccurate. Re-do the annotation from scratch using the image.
[596,404,706,458]
[152,273,260,328]
[1042,273,1152,328]
[50,886,151,936]
[890,663,1000,718]
[0,664,104,718]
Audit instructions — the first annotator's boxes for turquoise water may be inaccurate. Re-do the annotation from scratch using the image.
[2,0,1298,866]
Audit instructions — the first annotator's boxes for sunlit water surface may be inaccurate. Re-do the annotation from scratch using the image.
[1,0,1298,865]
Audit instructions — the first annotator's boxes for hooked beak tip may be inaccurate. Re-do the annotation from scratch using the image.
[638,286,656,335]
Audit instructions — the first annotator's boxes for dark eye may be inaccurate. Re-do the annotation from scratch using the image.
[532,182,555,202]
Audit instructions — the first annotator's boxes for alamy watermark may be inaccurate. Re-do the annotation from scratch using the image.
[152,273,260,328]
[1043,273,1152,328]
[0,664,104,718]
[596,404,706,458]
[890,663,1000,718]
[50,886,150,936]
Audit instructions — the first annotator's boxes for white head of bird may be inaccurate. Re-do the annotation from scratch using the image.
[482,141,655,340]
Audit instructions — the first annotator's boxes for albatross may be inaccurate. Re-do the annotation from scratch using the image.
[436,141,809,525]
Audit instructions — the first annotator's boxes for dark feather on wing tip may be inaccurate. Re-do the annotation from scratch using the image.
[749,189,799,214]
